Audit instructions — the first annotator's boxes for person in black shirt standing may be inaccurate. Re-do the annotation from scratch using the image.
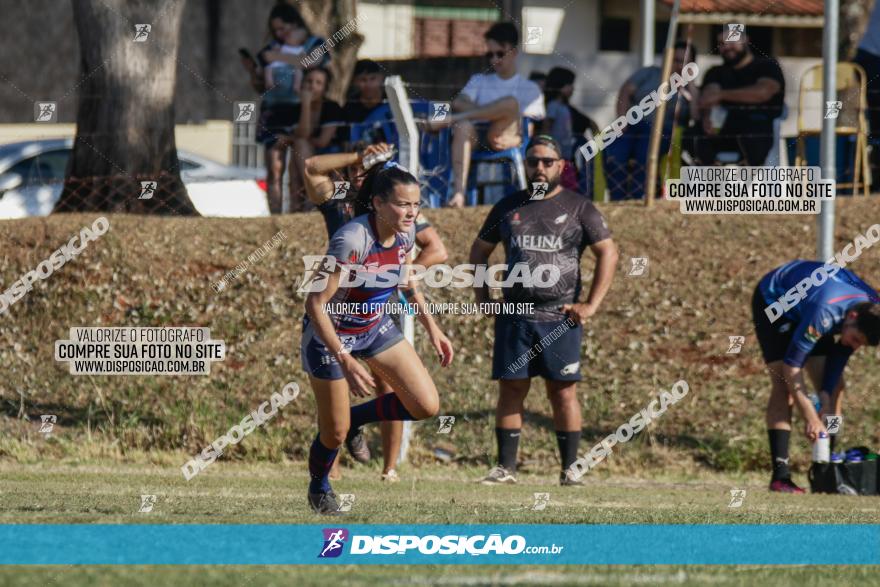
[693,31,785,165]
[469,135,618,486]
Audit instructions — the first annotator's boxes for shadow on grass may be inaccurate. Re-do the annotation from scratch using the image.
[1,398,165,429]
[396,408,763,472]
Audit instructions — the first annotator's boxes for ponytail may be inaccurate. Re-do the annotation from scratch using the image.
[354,161,418,217]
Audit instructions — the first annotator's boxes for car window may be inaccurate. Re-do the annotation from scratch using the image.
[6,149,70,186]
[178,158,201,171]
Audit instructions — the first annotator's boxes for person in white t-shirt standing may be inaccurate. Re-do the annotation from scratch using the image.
[427,22,545,208]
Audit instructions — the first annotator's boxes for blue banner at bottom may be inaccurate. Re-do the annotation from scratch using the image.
[3,524,878,565]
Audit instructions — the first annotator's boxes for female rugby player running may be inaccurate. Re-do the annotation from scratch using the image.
[301,161,454,514]
[303,144,449,483]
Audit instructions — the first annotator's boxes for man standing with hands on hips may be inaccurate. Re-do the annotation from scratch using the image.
[469,135,618,486]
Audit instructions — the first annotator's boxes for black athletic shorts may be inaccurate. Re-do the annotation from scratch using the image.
[751,285,834,363]
[492,314,582,381]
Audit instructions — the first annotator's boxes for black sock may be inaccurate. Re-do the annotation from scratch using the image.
[556,430,581,471]
[768,429,791,480]
[829,435,838,452]
[496,427,520,471]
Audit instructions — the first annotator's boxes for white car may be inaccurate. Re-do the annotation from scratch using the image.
[0,138,270,218]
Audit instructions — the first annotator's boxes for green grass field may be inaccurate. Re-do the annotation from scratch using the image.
[4,461,879,525]
[6,565,880,587]
[2,461,879,586]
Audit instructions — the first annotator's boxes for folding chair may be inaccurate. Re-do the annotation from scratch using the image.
[465,117,533,206]
[794,63,870,196]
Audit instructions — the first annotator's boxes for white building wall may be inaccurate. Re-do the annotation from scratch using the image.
[516,1,819,137]
[358,2,415,60]
[353,0,821,138]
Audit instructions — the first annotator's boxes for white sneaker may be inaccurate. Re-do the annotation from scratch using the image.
[480,465,517,485]
[381,469,400,483]
[559,469,584,486]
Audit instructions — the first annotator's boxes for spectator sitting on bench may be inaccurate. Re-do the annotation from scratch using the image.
[342,59,387,145]
[426,22,545,208]
[289,66,345,212]
[690,31,785,166]
[604,41,696,200]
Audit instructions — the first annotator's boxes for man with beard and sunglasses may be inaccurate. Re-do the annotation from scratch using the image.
[691,31,785,166]
[469,135,618,486]
[425,21,545,208]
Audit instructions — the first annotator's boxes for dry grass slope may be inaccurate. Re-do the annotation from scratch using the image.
[1,200,879,473]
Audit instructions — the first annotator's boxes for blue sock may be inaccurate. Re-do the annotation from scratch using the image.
[308,434,338,494]
[349,393,416,430]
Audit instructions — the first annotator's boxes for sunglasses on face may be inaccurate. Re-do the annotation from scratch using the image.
[486,51,507,60]
[526,156,560,167]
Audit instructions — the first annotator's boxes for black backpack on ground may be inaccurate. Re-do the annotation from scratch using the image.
[809,447,878,495]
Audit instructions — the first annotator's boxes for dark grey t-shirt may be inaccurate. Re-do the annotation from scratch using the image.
[478,189,612,320]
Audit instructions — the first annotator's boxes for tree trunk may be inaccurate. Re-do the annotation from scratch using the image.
[55,0,197,215]
[299,0,363,105]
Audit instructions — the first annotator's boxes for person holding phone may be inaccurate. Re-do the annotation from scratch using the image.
[239,3,329,214]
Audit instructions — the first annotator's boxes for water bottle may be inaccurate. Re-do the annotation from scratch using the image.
[362,148,396,171]
[831,452,844,464]
[709,106,728,134]
[812,431,830,463]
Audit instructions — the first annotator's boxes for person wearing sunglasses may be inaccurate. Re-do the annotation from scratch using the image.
[425,22,545,208]
[469,135,618,487]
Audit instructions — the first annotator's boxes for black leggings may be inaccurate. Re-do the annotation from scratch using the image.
[684,125,774,166]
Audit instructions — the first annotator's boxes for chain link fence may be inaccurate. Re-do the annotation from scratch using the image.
[5,96,878,218]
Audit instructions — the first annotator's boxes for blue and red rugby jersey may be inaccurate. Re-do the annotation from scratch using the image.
[325,213,415,335]
[759,260,879,393]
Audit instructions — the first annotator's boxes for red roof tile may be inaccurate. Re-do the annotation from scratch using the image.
[660,0,824,16]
